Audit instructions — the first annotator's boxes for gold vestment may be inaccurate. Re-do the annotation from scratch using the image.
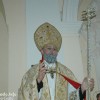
[18,62,78,100]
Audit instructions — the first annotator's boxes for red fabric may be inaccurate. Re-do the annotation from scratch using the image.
[59,73,86,100]
[40,55,44,63]
[84,96,86,100]
[59,73,81,89]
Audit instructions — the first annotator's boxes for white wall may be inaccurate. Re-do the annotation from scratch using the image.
[0,10,8,93]
[61,35,84,82]
[2,0,27,99]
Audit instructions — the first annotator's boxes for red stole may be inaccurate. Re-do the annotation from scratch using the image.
[59,73,86,100]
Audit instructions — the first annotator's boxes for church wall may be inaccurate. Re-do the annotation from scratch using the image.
[2,0,27,99]
[61,34,84,82]
[0,8,8,93]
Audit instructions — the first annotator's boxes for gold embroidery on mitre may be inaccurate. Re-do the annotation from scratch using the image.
[34,22,62,51]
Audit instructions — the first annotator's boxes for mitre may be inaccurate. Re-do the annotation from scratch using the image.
[34,22,62,51]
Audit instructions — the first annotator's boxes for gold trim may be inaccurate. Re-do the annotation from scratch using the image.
[55,61,58,100]
[46,74,51,100]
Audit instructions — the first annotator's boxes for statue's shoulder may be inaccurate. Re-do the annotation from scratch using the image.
[26,64,39,76]
[22,64,39,83]
[19,64,39,91]
[57,62,72,73]
[57,62,77,81]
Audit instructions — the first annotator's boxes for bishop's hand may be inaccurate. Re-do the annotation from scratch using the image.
[37,62,47,83]
[81,77,94,94]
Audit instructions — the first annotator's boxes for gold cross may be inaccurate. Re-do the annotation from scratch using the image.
[46,67,56,79]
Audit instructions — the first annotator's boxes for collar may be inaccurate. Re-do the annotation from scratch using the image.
[44,60,56,68]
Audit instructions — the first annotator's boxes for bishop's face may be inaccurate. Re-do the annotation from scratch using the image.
[41,44,58,63]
